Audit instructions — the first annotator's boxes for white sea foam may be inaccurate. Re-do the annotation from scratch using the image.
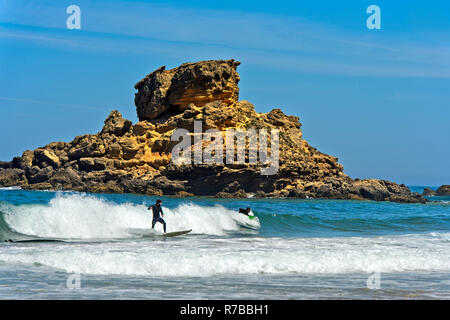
[0,186,21,190]
[0,233,449,277]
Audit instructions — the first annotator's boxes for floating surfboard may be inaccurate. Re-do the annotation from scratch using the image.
[162,229,192,237]
[4,229,193,243]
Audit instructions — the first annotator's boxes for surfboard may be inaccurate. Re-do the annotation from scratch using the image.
[162,229,192,237]
[4,229,193,243]
[126,228,192,238]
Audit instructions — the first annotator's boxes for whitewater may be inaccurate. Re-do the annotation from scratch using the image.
[0,188,449,299]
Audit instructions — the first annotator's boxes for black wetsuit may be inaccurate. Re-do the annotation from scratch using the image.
[239,208,250,216]
[149,204,166,233]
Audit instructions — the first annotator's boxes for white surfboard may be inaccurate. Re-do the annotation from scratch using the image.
[125,228,192,238]
[162,229,192,237]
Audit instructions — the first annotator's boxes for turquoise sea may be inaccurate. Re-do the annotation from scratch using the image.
[0,187,449,299]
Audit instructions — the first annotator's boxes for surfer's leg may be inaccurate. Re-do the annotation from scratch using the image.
[158,218,167,233]
[156,217,166,233]
[152,218,156,229]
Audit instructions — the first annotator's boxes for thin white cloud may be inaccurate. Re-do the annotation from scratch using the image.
[0,0,449,78]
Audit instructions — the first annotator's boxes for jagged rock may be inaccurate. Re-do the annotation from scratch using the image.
[45,141,67,150]
[12,150,34,169]
[215,190,247,198]
[422,188,437,196]
[106,143,122,159]
[347,179,391,201]
[255,190,269,198]
[28,166,54,184]
[0,168,26,187]
[266,109,300,129]
[119,137,140,160]
[134,59,241,121]
[0,59,428,203]
[101,110,132,136]
[119,178,163,195]
[78,158,95,171]
[22,182,53,191]
[0,161,12,169]
[133,121,154,136]
[149,176,186,195]
[68,135,106,160]
[387,193,427,204]
[287,187,307,198]
[34,149,60,168]
[436,185,450,196]
[48,167,83,188]
[78,158,107,171]
[315,183,345,199]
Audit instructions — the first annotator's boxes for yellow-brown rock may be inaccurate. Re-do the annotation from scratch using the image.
[0,59,428,202]
[134,59,240,121]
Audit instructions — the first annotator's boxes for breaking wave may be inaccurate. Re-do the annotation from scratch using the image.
[0,193,258,241]
[0,232,449,276]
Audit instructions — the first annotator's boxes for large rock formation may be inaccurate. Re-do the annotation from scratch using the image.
[0,59,427,203]
[135,60,241,121]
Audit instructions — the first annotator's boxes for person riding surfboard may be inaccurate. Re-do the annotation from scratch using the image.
[239,207,254,216]
[148,199,166,233]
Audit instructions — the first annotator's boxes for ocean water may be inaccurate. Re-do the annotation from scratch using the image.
[0,187,449,299]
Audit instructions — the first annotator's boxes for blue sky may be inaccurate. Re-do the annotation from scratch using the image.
[0,0,449,186]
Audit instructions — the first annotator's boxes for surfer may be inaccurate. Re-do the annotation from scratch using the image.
[238,207,253,216]
[148,199,166,233]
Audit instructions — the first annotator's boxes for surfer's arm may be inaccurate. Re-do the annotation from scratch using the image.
[160,207,164,217]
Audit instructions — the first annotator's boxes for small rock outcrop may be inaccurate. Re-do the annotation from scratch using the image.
[422,187,437,196]
[0,59,428,203]
[436,185,450,196]
[421,185,450,197]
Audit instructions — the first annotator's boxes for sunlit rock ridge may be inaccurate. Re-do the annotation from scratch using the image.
[0,59,427,203]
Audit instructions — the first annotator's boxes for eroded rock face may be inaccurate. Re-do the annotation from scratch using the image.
[0,168,26,187]
[101,110,132,136]
[34,149,60,168]
[134,59,241,121]
[0,59,428,203]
